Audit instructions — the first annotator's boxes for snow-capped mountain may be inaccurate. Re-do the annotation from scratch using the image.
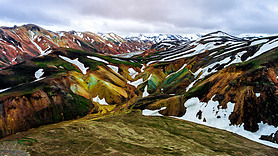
[125,33,193,43]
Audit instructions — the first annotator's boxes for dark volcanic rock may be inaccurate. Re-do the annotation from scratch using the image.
[260,130,278,144]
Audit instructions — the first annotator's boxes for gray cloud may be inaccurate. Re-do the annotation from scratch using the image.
[0,0,278,35]
[0,0,69,25]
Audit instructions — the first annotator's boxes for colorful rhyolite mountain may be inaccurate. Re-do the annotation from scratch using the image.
[0,24,152,69]
[0,28,278,149]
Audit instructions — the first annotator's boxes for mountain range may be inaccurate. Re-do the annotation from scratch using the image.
[0,24,194,70]
[0,24,152,69]
[0,25,278,153]
[125,33,193,43]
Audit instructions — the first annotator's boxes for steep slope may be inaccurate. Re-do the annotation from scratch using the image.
[0,31,278,149]
[135,31,278,147]
[0,24,151,69]
[139,31,278,128]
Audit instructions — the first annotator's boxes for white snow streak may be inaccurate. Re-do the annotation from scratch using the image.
[76,40,82,47]
[0,87,11,93]
[87,56,109,64]
[107,65,119,74]
[166,64,187,78]
[59,55,89,74]
[142,85,149,97]
[246,40,278,61]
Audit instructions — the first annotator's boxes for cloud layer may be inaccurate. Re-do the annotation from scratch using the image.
[0,0,278,35]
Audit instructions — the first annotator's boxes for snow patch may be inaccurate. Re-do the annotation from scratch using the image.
[115,51,143,58]
[28,31,51,56]
[37,37,41,42]
[181,96,235,127]
[59,55,89,74]
[92,95,109,105]
[146,61,157,66]
[40,49,52,56]
[142,85,149,97]
[127,78,144,88]
[76,32,83,38]
[142,107,166,116]
[229,51,247,64]
[143,96,278,149]
[250,39,269,46]
[107,43,113,48]
[128,68,138,79]
[107,65,119,74]
[35,69,44,79]
[141,64,146,72]
[58,32,65,37]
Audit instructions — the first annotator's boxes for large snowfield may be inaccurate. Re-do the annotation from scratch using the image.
[143,96,278,149]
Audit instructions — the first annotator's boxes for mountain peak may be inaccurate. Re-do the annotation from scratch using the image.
[22,24,42,31]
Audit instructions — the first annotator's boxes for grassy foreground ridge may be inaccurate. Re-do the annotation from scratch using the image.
[1,110,277,155]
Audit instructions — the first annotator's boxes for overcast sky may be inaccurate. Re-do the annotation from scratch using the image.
[0,0,278,36]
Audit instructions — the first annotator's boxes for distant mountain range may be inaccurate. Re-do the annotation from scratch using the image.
[125,33,196,43]
[0,24,152,68]
[0,24,202,69]
[0,24,277,148]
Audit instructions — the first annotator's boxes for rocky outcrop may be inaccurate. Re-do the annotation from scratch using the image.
[260,130,278,144]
